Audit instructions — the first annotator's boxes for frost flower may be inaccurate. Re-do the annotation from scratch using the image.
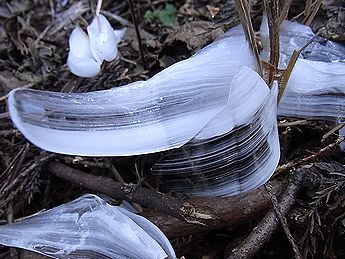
[67,14,125,77]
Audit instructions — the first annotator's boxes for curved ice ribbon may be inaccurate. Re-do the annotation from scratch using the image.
[0,194,176,259]
[8,26,256,156]
[153,66,279,196]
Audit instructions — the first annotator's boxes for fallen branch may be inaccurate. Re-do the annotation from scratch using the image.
[47,161,186,221]
[47,161,286,238]
[228,167,305,259]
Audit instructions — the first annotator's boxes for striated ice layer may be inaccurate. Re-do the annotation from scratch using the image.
[260,15,345,66]
[260,16,345,121]
[8,27,255,156]
[0,194,176,259]
[8,25,282,197]
[153,67,279,196]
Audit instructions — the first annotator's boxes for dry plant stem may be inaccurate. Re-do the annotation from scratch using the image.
[305,0,313,17]
[0,112,9,119]
[228,169,305,259]
[303,0,322,26]
[6,203,19,259]
[265,183,302,259]
[279,0,292,24]
[322,123,345,142]
[127,0,147,69]
[95,0,102,16]
[263,0,280,85]
[278,32,319,102]
[275,137,345,177]
[0,143,30,191]
[234,0,263,76]
[278,120,308,128]
[47,161,284,238]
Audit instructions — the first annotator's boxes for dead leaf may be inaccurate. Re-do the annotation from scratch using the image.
[0,70,28,94]
[165,21,223,52]
[123,27,161,52]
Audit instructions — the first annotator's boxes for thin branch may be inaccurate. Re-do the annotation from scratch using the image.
[304,0,322,26]
[263,0,280,85]
[228,168,305,259]
[275,137,344,177]
[127,0,147,69]
[278,0,292,24]
[47,161,192,221]
[265,183,302,259]
[234,0,263,76]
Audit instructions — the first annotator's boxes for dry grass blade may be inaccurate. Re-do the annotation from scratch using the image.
[322,123,345,142]
[303,0,322,26]
[263,0,280,86]
[277,31,320,102]
[305,0,313,17]
[234,0,262,76]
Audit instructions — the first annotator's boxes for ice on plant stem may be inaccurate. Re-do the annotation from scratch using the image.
[67,14,125,77]
[260,16,345,121]
[87,14,125,63]
[67,27,101,77]
[0,194,176,259]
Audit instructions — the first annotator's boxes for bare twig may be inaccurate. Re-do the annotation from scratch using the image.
[265,183,302,259]
[303,0,322,26]
[279,0,292,24]
[263,0,280,85]
[6,203,19,259]
[95,0,103,17]
[229,168,305,259]
[127,0,147,69]
[322,123,344,142]
[234,0,263,76]
[0,112,9,119]
[101,10,132,26]
[275,137,345,176]
[278,120,308,128]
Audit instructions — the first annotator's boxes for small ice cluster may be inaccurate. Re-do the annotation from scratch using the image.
[67,14,125,77]
[0,194,176,259]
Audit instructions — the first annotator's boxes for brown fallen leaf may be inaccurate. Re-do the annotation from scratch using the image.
[165,20,223,52]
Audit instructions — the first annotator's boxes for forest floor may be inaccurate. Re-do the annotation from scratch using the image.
[0,0,345,258]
